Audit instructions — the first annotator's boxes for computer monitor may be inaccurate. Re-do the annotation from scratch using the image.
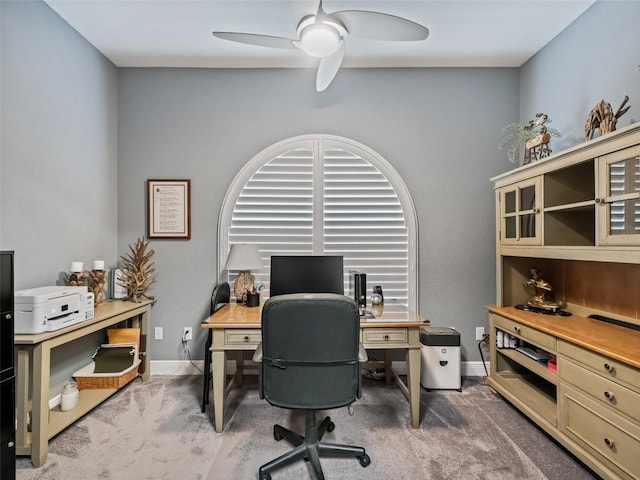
[269,255,344,297]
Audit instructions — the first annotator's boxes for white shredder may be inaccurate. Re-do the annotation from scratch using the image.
[420,326,461,391]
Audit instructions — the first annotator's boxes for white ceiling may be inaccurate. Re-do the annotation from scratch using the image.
[44,0,597,69]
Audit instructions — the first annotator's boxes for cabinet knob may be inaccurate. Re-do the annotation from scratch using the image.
[513,326,521,334]
[383,334,390,341]
[603,363,615,374]
[604,437,615,449]
[4,313,10,320]
[7,441,14,448]
[604,391,615,402]
[243,336,250,342]
[595,197,604,204]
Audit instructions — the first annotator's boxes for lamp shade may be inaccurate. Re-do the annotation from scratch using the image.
[224,244,263,271]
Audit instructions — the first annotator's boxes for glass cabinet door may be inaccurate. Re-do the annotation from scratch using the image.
[598,145,640,245]
[499,178,541,245]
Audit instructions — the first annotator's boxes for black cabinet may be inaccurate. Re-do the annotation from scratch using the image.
[0,251,15,480]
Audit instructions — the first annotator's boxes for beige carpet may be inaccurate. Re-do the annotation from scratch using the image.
[16,375,598,480]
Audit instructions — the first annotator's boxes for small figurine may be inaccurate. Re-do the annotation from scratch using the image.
[523,268,560,312]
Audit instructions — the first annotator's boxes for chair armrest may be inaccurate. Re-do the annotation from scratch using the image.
[252,343,263,363]
[358,342,368,362]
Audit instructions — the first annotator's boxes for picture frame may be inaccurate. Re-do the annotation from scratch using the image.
[147,179,191,239]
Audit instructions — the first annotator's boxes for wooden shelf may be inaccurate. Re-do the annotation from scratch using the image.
[491,371,557,427]
[48,388,119,439]
[497,348,557,384]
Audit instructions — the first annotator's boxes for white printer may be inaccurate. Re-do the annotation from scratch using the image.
[14,286,95,334]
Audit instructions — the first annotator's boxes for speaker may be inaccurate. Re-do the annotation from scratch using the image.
[349,271,367,307]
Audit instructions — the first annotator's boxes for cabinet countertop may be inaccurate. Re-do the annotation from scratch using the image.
[487,305,640,370]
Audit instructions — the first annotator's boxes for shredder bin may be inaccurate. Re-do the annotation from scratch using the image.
[420,326,461,391]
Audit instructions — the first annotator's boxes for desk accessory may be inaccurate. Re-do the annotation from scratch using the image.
[224,244,263,303]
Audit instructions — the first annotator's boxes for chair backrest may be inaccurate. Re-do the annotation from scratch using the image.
[210,282,230,315]
[260,293,361,410]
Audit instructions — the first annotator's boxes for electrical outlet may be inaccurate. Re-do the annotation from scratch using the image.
[183,327,193,342]
[154,327,163,341]
[475,327,485,341]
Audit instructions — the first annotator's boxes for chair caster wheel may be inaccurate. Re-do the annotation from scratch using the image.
[358,454,371,467]
[327,421,335,433]
[273,426,282,441]
[259,473,271,480]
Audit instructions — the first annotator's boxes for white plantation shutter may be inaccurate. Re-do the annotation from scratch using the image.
[609,156,640,234]
[218,136,418,310]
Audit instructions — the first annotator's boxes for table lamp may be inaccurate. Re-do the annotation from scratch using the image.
[224,244,263,303]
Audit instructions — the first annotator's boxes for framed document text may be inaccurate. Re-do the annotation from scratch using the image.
[147,179,191,239]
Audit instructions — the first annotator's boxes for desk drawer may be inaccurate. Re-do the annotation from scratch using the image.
[559,384,640,480]
[559,357,640,423]
[362,328,408,345]
[491,313,556,351]
[225,330,261,346]
[559,340,640,392]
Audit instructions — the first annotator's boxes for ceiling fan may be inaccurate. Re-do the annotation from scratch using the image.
[212,0,429,92]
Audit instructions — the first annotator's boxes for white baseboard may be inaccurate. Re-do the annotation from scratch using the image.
[47,359,489,407]
[149,360,490,377]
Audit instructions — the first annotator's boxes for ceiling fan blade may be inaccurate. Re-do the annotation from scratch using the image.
[290,0,321,22]
[333,10,429,41]
[316,42,345,92]
[212,32,297,50]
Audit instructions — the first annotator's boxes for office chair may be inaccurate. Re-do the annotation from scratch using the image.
[201,281,230,413]
[252,293,370,480]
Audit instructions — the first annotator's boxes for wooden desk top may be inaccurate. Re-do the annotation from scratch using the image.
[487,305,640,369]
[201,300,427,329]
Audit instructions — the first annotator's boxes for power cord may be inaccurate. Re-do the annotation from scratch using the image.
[181,332,203,374]
[478,333,490,378]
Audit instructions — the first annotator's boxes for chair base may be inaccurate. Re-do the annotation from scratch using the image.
[258,410,370,480]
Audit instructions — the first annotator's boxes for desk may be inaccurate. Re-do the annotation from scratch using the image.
[201,300,426,433]
[14,300,152,467]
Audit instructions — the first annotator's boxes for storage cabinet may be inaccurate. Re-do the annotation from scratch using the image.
[597,144,640,245]
[489,123,640,480]
[0,251,15,480]
[499,178,541,244]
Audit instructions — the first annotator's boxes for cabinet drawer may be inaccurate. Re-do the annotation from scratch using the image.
[559,358,640,423]
[362,328,408,345]
[491,313,556,351]
[225,330,261,346]
[559,385,640,480]
[559,340,640,392]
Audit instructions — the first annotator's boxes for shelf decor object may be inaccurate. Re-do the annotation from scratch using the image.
[88,260,106,306]
[585,95,630,141]
[118,238,156,303]
[147,179,191,239]
[499,113,560,165]
[65,261,87,287]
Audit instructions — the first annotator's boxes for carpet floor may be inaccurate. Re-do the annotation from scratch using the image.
[16,375,599,480]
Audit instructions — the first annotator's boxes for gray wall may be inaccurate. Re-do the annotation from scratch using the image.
[520,0,640,150]
[1,0,119,391]
[117,67,517,362]
[3,0,639,377]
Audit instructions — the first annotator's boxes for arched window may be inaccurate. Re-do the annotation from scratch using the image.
[218,135,419,310]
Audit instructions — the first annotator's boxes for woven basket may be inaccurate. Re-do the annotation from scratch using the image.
[73,359,141,390]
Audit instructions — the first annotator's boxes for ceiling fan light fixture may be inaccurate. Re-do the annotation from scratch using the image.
[298,22,341,58]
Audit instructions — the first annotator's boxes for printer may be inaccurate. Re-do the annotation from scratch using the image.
[14,286,95,334]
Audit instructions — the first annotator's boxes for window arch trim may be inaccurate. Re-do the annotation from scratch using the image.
[217,134,419,311]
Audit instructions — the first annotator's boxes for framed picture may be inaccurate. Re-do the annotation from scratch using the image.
[147,179,191,239]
